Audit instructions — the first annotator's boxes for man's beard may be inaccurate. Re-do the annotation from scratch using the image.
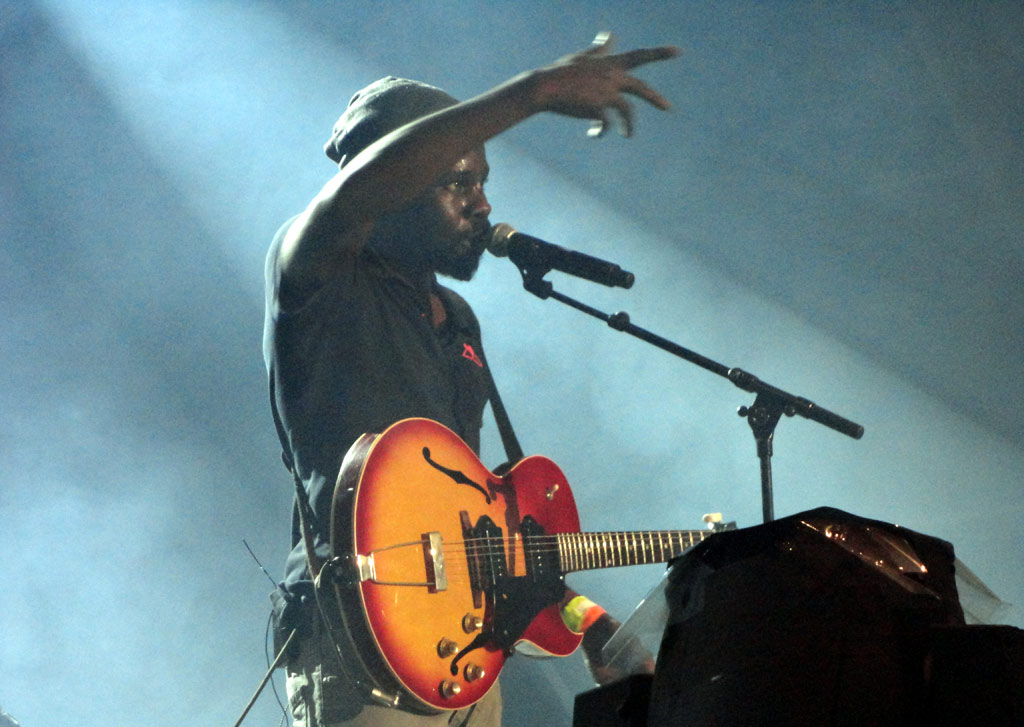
[432,234,486,281]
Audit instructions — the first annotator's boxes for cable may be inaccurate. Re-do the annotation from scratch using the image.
[264,610,289,718]
[233,628,296,727]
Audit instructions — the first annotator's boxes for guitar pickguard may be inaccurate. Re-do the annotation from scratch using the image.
[453,512,567,676]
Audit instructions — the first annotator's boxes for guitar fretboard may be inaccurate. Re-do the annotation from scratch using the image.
[554,530,712,573]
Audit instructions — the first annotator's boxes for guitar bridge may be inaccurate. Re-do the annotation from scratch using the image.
[425,531,447,593]
[353,532,447,591]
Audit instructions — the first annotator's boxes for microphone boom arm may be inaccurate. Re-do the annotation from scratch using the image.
[512,267,864,524]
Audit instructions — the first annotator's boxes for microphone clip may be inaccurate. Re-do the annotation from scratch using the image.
[518,266,555,300]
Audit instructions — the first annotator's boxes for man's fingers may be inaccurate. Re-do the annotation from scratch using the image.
[622,76,672,110]
[611,97,634,138]
[587,99,634,139]
[617,45,682,69]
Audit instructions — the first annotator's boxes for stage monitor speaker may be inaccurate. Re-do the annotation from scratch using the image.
[647,507,965,727]
[573,673,653,727]
[923,624,1024,723]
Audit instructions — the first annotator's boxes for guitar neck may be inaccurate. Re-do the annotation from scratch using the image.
[553,529,713,574]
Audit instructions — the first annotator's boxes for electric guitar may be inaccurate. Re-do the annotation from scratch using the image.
[327,417,725,713]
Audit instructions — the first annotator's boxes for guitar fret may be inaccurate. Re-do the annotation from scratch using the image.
[558,527,724,573]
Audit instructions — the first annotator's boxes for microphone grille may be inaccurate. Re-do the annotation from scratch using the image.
[486,223,517,257]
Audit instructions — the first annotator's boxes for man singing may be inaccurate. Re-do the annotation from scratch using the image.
[264,33,679,727]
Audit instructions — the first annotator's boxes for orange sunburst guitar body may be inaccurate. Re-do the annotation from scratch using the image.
[328,418,719,713]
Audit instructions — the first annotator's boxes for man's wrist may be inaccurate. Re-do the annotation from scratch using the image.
[561,595,607,634]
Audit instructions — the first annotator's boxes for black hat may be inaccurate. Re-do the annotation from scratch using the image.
[324,76,458,167]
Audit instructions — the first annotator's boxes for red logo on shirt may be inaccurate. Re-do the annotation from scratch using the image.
[462,343,483,368]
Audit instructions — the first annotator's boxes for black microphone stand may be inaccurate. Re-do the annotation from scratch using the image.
[515,264,864,524]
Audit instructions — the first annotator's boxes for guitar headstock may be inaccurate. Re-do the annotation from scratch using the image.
[701,512,738,533]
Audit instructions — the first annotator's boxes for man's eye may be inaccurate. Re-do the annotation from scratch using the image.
[441,175,485,194]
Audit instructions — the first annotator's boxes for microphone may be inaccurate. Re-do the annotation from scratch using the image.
[487,223,634,289]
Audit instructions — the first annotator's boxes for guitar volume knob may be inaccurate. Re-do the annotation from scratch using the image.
[440,680,462,699]
[462,613,483,633]
[464,663,485,682]
[437,637,460,657]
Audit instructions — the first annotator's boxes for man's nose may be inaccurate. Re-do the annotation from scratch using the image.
[468,186,491,219]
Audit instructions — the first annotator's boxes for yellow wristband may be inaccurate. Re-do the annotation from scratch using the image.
[561,595,606,634]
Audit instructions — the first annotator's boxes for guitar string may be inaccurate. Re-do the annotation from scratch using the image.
[364,535,707,561]
[359,533,708,580]
[416,531,710,548]
[364,533,711,556]
[435,533,709,553]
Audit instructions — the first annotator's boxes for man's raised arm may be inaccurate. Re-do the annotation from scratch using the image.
[277,34,680,297]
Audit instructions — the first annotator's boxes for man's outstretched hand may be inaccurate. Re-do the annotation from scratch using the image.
[529,32,681,138]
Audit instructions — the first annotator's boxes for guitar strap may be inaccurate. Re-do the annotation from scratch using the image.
[482,353,524,465]
[269,356,523,569]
